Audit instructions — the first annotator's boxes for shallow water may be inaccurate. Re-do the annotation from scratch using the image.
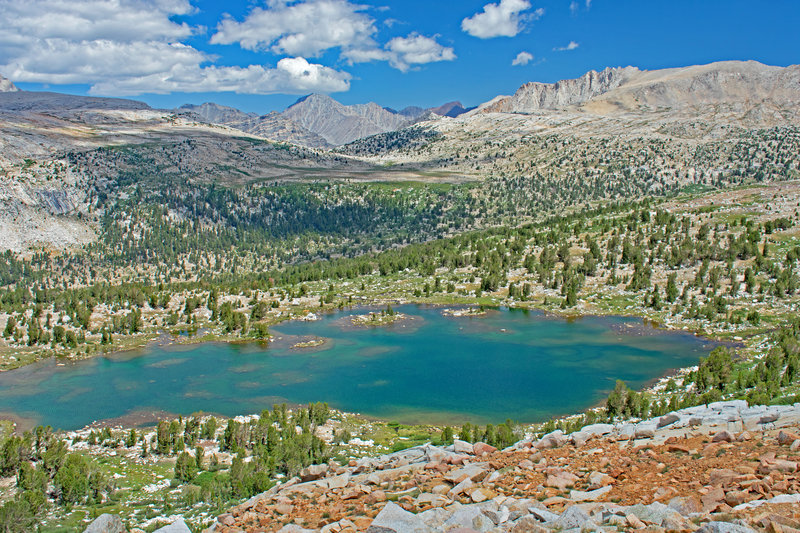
[0,306,719,430]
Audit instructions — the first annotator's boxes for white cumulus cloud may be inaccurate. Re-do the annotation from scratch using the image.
[0,0,352,95]
[344,33,455,72]
[384,33,456,71]
[554,40,579,51]
[0,0,194,46]
[461,0,544,39]
[511,51,533,66]
[2,40,205,85]
[211,0,378,57]
[92,57,351,96]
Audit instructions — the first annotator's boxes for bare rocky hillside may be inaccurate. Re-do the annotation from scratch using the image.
[179,103,332,149]
[472,61,800,122]
[80,401,800,532]
[474,66,640,114]
[341,61,800,184]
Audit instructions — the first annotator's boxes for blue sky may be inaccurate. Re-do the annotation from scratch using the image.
[1,0,798,113]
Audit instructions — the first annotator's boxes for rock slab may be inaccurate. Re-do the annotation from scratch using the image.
[366,502,431,533]
[84,514,126,533]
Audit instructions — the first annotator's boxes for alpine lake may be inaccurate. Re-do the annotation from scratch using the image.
[0,305,723,431]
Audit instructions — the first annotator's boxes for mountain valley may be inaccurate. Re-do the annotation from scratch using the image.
[0,59,799,532]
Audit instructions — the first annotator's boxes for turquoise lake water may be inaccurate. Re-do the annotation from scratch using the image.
[0,306,720,430]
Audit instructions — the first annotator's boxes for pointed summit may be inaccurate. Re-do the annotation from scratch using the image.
[0,75,19,92]
[283,93,410,146]
[287,93,338,109]
[428,101,473,117]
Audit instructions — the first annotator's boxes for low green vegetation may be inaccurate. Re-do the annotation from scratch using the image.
[0,402,528,531]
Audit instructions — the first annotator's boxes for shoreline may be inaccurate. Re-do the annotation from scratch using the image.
[0,301,737,434]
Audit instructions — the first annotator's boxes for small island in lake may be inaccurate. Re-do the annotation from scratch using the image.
[291,338,326,349]
[348,305,411,327]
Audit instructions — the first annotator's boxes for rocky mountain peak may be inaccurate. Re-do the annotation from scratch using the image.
[394,105,424,118]
[287,93,344,112]
[283,93,411,146]
[475,61,800,118]
[390,102,472,119]
[480,65,640,113]
[0,75,19,92]
[429,101,473,117]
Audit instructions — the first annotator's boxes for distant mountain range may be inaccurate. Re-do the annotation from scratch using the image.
[388,101,474,119]
[3,59,799,155]
[179,60,800,149]
[0,72,475,149]
[180,94,473,148]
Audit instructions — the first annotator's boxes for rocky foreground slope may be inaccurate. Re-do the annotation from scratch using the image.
[84,401,800,532]
[205,400,800,533]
